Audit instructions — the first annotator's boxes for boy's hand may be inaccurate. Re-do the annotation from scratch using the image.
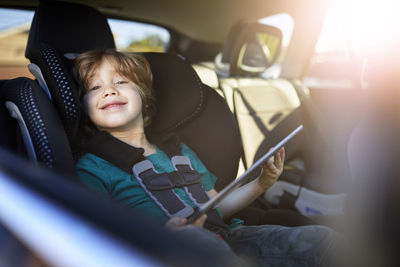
[258,147,285,190]
[165,214,207,230]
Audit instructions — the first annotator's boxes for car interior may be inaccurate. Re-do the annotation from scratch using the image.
[0,0,399,266]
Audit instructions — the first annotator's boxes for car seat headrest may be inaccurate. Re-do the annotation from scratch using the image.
[220,22,247,65]
[25,1,116,142]
[142,53,207,141]
[26,1,115,58]
[217,21,282,77]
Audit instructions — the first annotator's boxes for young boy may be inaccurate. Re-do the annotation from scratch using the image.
[75,49,337,266]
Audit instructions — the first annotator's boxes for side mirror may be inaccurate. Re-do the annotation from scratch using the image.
[218,22,282,76]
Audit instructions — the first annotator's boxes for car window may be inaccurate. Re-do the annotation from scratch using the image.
[108,19,170,52]
[303,3,357,89]
[0,8,34,79]
[0,8,170,80]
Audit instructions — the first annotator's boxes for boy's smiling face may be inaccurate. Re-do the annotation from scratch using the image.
[83,59,144,133]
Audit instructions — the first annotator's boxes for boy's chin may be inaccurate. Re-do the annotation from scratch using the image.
[97,121,144,133]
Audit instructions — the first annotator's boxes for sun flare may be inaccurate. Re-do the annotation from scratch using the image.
[317,0,399,56]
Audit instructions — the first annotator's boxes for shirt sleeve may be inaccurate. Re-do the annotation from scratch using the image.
[180,143,217,191]
[75,154,111,196]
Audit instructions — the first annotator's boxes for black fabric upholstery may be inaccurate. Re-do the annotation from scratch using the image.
[25,1,115,57]
[177,86,242,190]
[144,53,207,136]
[27,44,80,140]
[0,90,21,154]
[1,78,74,175]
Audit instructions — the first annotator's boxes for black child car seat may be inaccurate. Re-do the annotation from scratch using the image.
[25,1,116,143]
[24,0,243,189]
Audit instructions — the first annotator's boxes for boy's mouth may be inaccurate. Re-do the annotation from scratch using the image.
[100,101,127,110]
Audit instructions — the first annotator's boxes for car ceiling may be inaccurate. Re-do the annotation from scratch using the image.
[3,0,330,44]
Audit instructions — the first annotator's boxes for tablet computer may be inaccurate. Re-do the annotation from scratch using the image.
[187,124,303,223]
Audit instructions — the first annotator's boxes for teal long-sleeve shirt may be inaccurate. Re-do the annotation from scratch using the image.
[76,143,217,225]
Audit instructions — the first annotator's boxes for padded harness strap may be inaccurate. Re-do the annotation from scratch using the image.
[133,155,230,239]
[171,156,210,205]
[133,159,194,218]
[158,135,230,236]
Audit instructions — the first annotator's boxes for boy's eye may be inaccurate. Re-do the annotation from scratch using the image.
[116,80,128,85]
[90,85,100,91]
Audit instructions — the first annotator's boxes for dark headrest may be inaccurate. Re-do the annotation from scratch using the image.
[142,53,207,140]
[26,1,115,58]
[25,1,116,142]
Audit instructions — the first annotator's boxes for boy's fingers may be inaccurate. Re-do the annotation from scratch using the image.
[274,147,285,169]
[265,163,279,175]
[165,217,187,229]
[265,147,285,170]
[193,214,207,227]
[267,147,275,165]
[268,156,274,165]
[200,214,207,223]
[280,147,285,161]
[274,151,280,166]
[172,217,187,225]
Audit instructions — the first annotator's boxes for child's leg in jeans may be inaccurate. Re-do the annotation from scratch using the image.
[229,224,339,267]
[176,225,246,266]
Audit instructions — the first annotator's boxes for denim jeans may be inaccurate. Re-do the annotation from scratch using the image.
[177,226,245,266]
[229,224,338,267]
[178,224,338,267]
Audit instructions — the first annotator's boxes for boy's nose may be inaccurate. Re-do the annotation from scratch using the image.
[103,87,118,97]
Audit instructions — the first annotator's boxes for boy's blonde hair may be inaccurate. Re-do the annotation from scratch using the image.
[74,49,157,133]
